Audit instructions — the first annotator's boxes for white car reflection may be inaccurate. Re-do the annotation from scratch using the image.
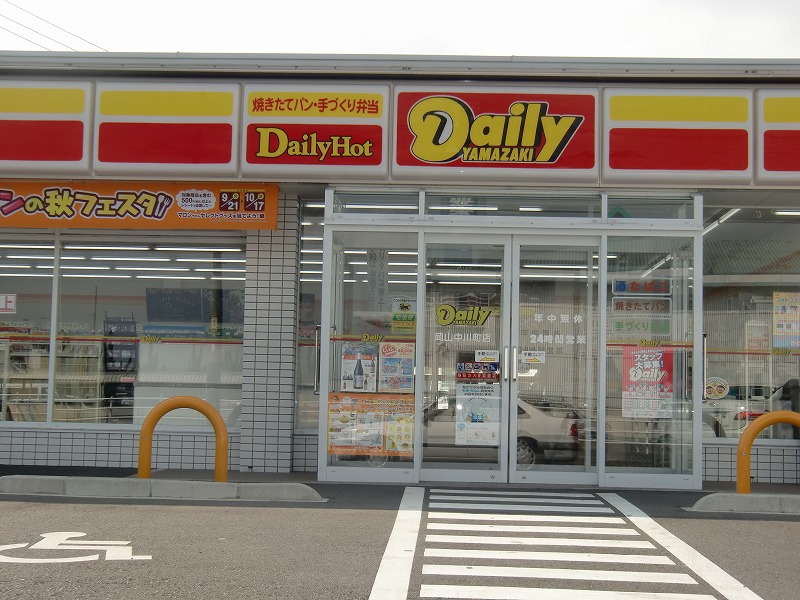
[423,396,583,465]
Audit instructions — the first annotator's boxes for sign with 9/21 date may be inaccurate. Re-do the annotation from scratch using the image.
[0,180,279,230]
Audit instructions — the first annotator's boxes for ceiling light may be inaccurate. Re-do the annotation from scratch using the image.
[135,275,206,280]
[429,205,498,211]
[122,267,190,272]
[436,262,501,268]
[154,246,242,252]
[344,204,417,210]
[523,264,593,270]
[63,274,132,278]
[61,265,111,270]
[0,244,54,249]
[519,207,544,212]
[64,245,149,250]
[175,258,245,263]
[93,256,169,262]
[774,210,800,216]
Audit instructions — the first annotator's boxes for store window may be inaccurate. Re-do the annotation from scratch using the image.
[295,200,325,431]
[326,230,418,468]
[1,231,245,427]
[605,236,695,473]
[703,197,800,441]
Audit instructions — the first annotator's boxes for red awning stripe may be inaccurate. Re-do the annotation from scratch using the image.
[0,120,84,161]
[609,128,749,171]
[97,122,233,164]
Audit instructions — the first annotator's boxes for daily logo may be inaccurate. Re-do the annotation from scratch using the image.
[407,96,583,164]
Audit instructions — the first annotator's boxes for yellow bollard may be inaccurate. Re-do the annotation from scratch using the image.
[736,410,800,494]
[138,395,229,482]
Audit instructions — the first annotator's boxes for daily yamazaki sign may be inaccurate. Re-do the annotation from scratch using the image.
[394,89,597,179]
[0,180,279,230]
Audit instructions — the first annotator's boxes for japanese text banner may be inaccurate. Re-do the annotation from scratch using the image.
[0,180,279,230]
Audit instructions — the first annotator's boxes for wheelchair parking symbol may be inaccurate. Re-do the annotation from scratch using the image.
[0,532,151,563]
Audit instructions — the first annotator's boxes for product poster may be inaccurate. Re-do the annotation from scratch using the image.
[327,393,414,456]
[340,341,378,392]
[378,341,414,393]
[391,297,416,333]
[455,383,501,446]
[621,346,674,418]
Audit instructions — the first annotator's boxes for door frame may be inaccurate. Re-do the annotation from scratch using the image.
[417,232,603,486]
[315,188,704,489]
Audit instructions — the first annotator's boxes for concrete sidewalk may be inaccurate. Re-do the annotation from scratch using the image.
[1,466,798,512]
[0,468,326,502]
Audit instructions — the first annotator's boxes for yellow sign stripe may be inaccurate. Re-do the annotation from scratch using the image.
[610,95,748,122]
[0,87,85,114]
[764,97,800,123]
[247,91,383,117]
[100,90,234,117]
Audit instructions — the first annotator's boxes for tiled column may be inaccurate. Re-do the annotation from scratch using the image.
[240,196,300,472]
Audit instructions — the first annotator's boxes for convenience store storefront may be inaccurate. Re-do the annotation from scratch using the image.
[1,54,800,489]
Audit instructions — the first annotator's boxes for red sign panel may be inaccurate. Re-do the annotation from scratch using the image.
[245,123,383,166]
[395,91,595,170]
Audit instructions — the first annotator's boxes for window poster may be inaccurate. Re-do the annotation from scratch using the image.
[378,341,414,393]
[340,341,378,392]
[773,292,800,349]
[327,393,414,456]
[621,346,674,418]
[455,383,501,446]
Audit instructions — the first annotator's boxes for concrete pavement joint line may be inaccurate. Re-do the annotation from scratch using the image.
[600,492,765,600]
[368,486,424,600]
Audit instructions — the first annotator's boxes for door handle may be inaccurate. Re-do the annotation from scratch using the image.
[503,346,509,381]
[313,324,321,395]
[512,347,518,381]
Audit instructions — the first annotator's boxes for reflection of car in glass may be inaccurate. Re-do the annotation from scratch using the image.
[703,378,800,439]
[423,395,583,465]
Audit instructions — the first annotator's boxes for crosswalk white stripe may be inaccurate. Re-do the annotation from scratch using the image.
[426,534,656,548]
[422,563,697,584]
[427,522,639,535]
[424,547,675,564]
[430,501,614,513]
[601,493,765,600]
[430,494,605,505]
[419,584,718,600]
[428,511,625,524]
[430,488,597,498]
[367,486,423,600]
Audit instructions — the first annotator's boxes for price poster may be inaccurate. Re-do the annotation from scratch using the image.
[327,393,414,456]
